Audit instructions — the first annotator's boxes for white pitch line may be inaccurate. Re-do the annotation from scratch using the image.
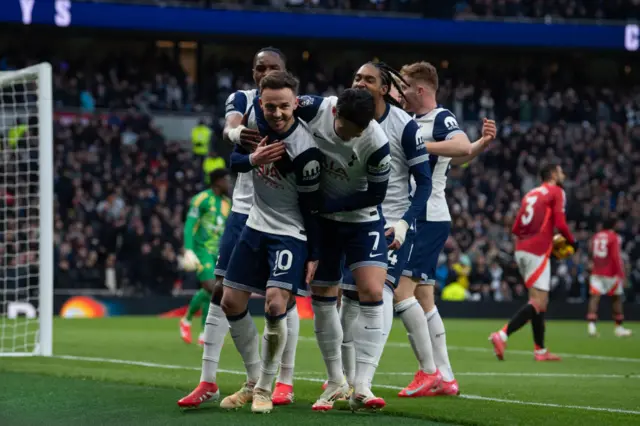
[52,354,640,415]
[296,336,640,363]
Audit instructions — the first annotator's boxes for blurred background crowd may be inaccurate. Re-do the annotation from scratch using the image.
[1,0,639,304]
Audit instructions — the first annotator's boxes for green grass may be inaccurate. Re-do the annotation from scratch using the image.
[1,317,639,426]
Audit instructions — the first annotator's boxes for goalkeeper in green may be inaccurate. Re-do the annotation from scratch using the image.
[180,169,231,346]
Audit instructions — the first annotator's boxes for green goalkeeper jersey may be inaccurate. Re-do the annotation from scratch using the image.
[183,189,231,255]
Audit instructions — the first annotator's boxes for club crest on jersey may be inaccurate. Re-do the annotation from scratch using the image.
[368,154,392,175]
[298,95,314,107]
[257,163,284,188]
[302,160,321,181]
[322,158,349,181]
[444,116,459,130]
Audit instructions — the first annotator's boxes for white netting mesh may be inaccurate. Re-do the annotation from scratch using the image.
[0,69,45,355]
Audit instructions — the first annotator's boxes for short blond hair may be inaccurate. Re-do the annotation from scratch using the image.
[400,62,438,91]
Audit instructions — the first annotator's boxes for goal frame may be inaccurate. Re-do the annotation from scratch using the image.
[0,63,53,357]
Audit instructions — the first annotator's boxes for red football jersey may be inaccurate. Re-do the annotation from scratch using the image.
[512,183,575,256]
[591,230,624,278]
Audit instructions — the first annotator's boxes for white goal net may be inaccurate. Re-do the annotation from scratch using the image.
[0,63,53,356]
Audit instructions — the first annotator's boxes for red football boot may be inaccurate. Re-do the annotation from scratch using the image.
[271,382,294,406]
[489,332,506,360]
[179,318,192,344]
[429,379,460,396]
[398,370,443,397]
[177,382,220,408]
[534,351,561,361]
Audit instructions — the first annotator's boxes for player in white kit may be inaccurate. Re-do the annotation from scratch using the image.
[399,62,496,395]
[332,62,443,396]
[178,48,300,409]
[220,71,322,414]
[295,89,391,411]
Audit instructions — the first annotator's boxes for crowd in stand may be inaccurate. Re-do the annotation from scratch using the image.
[1,47,639,301]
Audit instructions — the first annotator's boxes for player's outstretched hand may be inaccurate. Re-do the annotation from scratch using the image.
[481,118,497,143]
[181,249,202,272]
[250,136,286,166]
[385,228,401,250]
[305,260,319,285]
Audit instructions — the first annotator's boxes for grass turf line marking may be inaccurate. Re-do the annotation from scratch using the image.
[296,336,640,363]
[53,354,640,415]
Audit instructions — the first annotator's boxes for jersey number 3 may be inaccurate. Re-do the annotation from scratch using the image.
[521,196,538,226]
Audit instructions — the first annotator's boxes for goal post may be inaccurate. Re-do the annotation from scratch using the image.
[0,63,53,357]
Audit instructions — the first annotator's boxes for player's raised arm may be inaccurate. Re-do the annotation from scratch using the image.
[295,95,326,123]
[451,118,497,166]
[223,91,261,146]
[293,146,323,261]
[321,142,391,213]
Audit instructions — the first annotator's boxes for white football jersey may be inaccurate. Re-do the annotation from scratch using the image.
[297,95,391,223]
[377,104,429,227]
[225,89,258,215]
[246,119,321,241]
[414,107,465,222]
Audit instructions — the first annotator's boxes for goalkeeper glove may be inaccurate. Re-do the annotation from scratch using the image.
[181,249,202,272]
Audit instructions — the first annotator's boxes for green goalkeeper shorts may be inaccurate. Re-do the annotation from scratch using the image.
[193,247,217,282]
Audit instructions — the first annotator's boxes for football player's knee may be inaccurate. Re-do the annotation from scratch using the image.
[358,285,383,303]
[311,285,339,298]
[265,289,289,317]
[220,292,243,316]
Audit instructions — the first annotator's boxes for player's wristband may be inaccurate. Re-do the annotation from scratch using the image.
[392,220,410,246]
[228,125,246,144]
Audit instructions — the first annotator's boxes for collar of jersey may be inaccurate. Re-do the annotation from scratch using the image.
[415,104,444,119]
[376,103,391,124]
[263,117,299,142]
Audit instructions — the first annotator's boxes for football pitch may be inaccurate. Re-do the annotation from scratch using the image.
[1,317,639,426]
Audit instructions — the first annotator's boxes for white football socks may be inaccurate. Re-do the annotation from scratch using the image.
[256,314,288,392]
[426,306,454,382]
[276,305,300,386]
[380,286,395,354]
[312,296,344,385]
[339,295,360,387]
[227,310,261,384]
[353,301,383,395]
[395,297,436,373]
[200,302,229,383]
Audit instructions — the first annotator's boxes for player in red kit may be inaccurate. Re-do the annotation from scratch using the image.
[490,162,575,362]
[587,218,633,338]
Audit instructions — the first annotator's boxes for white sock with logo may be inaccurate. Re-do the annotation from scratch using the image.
[276,304,300,386]
[227,310,261,384]
[339,295,360,387]
[312,296,344,384]
[396,297,436,373]
[200,302,229,383]
[256,314,288,392]
[353,301,383,395]
[426,306,454,382]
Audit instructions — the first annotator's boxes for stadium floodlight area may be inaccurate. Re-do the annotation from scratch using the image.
[0,63,53,356]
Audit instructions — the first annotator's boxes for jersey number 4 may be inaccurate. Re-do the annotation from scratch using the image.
[521,196,538,226]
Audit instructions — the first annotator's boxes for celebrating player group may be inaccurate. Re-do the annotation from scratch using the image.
[176,45,514,414]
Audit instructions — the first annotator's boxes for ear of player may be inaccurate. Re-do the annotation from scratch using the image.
[552,234,575,260]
